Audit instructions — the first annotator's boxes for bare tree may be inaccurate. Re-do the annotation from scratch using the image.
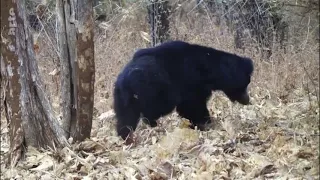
[0,0,95,167]
[56,0,72,138]
[1,0,68,167]
[147,0,171,47]
[56,0,95,142]
[198,0,289,59]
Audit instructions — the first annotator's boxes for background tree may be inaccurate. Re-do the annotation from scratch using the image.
[0,0,95,167]
[198,0,289,60]
[65,0,96,142]
[147,0,171,47]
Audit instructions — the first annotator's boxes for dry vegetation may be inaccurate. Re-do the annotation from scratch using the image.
[1,1,319,179]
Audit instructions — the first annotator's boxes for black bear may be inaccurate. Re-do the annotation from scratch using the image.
[113,40,254,140]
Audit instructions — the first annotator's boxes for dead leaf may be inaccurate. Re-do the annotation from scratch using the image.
[157,161,175,178]
[75,140,105,153]
[40,174,53,180]
[194,171,213,180]
[152,136,157,145]
[98,110,115,120]
[258,164,277,177]
[148,168,167,180]
[295,149,314,159]
[140,31,150,42]
[179,118,192,129]
[30,155,54,171]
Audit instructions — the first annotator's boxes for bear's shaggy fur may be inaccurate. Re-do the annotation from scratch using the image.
[113,40,254,140]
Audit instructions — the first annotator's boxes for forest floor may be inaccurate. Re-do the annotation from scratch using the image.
[1,87,319,179]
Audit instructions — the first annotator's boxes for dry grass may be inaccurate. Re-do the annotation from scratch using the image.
[1,2,319,179]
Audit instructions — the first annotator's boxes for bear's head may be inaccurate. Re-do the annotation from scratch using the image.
[208,55,253,105]
[222,56,253,105]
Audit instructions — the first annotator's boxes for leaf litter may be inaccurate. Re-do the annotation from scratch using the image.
[1,88,319,180]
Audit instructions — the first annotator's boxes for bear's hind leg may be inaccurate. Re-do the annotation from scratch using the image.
[176,99,211,131]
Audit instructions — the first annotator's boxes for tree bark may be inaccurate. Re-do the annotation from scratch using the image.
[1,0,68,167]
[56,0,72,138]
[69,0,95,142]
[0,2,24,167]
[147,0,171,47]
[56,0,95,142]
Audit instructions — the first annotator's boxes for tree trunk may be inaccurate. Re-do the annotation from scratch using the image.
[1,0,68,167]
[56,0,73,138]
[147,0,171,47]
[56,0,95,142]
[1,0,95,167]
[70,0,95,142]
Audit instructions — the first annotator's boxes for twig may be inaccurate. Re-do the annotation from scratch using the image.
[301,15,311,50]
[302,66,320,109]
[284,3,318,10]
[35,15,59,57]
